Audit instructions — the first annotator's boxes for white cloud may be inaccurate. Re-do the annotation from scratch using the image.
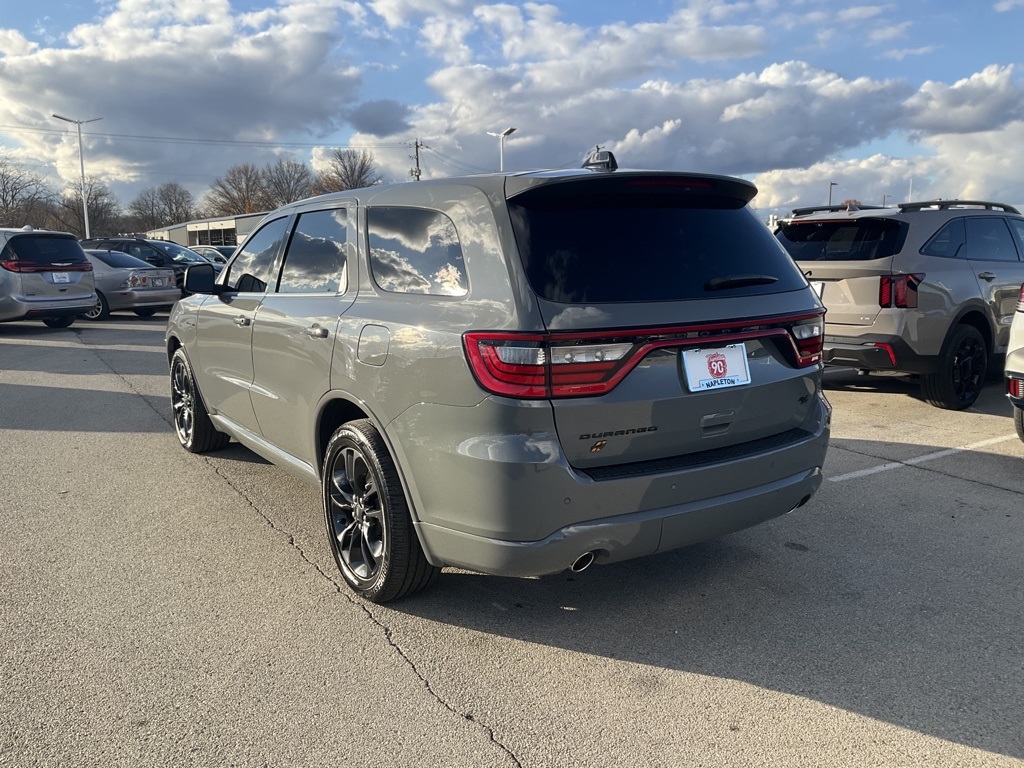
[880,46,938,61]
[904,65,1024,134]
[0,29,38,56]
[994,0,1024,10]
[869,21,911,43]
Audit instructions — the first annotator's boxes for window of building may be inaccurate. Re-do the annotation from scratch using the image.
[367,207,468,296]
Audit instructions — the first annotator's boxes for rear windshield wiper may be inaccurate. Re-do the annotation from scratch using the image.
[704,274,779,291]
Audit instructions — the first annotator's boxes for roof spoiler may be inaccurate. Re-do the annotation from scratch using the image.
[898,200,1020,214]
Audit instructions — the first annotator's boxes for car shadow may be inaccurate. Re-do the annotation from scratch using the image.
[388,437,1023,760]
[0,341,166,376]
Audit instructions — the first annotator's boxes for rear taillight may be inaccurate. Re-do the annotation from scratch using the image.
[464,311,825,399]
[1017,282,1024,312]
[1009,377,1024,399]
[880,274,924,308]
[0,258,91,273]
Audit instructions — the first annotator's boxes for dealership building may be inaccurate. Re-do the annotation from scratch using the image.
[147,212,268,249]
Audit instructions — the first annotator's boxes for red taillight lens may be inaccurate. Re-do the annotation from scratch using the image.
[880,274,924,308]
[1017,282,1024,311]
[0,259,91,273]
[1009,377,1024,399]
[465,312,826,399]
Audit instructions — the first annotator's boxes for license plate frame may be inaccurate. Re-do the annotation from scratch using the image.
[52,272,70,284]
[682,344,751,392]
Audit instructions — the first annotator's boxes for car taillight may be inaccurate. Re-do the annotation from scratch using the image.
[1017,282,1024,312]
[1009,377,1024,399]
[0,259,92,273]
[464,311,825,399]
[880,274,924,308]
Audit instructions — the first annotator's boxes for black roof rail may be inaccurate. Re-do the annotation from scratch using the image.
[897,200,1020,214]
[789,203,887,217]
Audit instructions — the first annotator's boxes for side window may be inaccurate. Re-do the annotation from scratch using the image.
[961,217,1019,262]
[278,209,348,294]
[225,217,289,292]
[1007,218,1024,257]
[921,219,965,258]
[367,207,468,296]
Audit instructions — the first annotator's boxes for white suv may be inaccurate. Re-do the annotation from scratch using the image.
[1005,282,1024,441]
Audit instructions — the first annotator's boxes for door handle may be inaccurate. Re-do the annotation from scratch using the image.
[234,315,251,327]
[977,271,997,281]
[303,324,328,339]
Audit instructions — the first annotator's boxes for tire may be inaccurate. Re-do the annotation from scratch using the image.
[920,324,987,410]
[1015,406,1024,443]
[134,308,158,317]
[170,348,230,453]
[323,420,439,603]
[84,292,110,321]
[42,316,75,328]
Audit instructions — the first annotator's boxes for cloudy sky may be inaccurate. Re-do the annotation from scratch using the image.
[1,0,1023,217]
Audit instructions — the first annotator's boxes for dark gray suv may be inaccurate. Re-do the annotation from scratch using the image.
[166,158,831,602]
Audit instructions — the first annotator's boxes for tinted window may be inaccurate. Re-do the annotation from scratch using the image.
[148,241,209,264]
[1008,218,1024,256]
[225,217,289,293]
[921,218,966,258]
[278,209,348,294]
[1,235,88,268]
[776,219,907,263]
[368,208,468,296]
[511,194,806,303]
[88,250,152,269]
[961,217,1020,262]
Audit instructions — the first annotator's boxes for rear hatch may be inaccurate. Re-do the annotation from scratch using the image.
[775,216,906,326]
[471,172,825,471]
[1,233,94,303]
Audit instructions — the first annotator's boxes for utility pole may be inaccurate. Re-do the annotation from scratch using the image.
[409,139,422,181]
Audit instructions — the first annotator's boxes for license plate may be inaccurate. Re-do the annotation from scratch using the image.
[52,272,70,284]
[682,344,751,392]
[152,278,164,287]
[810,280,824,299]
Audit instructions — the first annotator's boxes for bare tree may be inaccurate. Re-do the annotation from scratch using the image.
[262,158,314,208]
[0,154,57,227]
[203,163,272,216]
[126,187,162,232]
[313,149,382,195]
[49,178,122,238]
[158,182,197,225]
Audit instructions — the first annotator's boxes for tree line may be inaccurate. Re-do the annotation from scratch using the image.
[0,149,382,238]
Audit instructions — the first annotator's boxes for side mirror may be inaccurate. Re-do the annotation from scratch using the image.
[183,262,218,294]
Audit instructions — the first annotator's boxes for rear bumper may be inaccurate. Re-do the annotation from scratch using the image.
[823,334,932,373]
[390,394,830,577]
[105,288,180,311]
[0,294,96,323]
[414,466,823,577]
[1006,347,1024,408]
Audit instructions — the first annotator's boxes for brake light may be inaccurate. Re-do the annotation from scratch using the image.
[1009,377,1024,399]
[464,311,825,399]
[0,259,92,273]
[1017,282,1024,311]
[880,274,924,308]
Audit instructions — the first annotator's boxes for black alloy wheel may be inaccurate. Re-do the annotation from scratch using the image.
[323,420,438,603]
[169,348,229,453]
[921,325,987,410]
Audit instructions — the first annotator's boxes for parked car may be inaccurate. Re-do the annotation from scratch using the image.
[776,200,1024,410]
[1005,282,1024,441]
[166,154,831,603]
[1,226,95,328]
[80,236,220,294]
[82,249,179,320]
[189,244,235,264]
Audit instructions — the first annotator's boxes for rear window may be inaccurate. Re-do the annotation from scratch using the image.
[88,250,152,269]
[776,219,907,262]
[1,235,88,268]
[508,192,806,303]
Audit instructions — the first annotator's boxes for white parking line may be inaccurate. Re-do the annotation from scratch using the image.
[829,434,1020,482]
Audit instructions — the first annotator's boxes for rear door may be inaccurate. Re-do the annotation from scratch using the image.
[250,205,356,467]
[776,217,904,327]
[2,233,93,305]
[960,216,1024,350]
[505,175,823,471]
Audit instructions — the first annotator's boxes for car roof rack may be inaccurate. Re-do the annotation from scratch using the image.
[789,203,887,217]
[897,200,1020,214]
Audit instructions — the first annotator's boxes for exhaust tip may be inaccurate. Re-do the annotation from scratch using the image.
[570,551,597,573]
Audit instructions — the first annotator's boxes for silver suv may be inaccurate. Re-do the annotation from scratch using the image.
[776,201,1024,409]
[1005,282,1024,441]
[0,227,96,327]
[166,158,831,602]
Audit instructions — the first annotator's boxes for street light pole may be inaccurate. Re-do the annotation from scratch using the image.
[486,127,517,172]
[828,181,838,206]
[53,113,103,239]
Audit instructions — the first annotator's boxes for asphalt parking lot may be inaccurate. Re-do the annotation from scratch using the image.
[1,316,1022,768]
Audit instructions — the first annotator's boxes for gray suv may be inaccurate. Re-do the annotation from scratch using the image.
[0,227,96,327]
[166,158,831,602]
[776,200,1024,409]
